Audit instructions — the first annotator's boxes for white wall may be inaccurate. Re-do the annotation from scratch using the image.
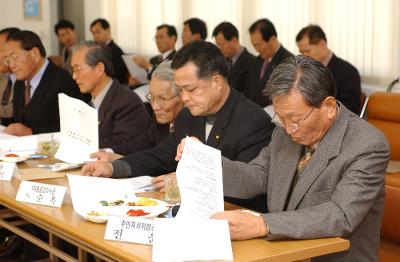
[0,0,59,56]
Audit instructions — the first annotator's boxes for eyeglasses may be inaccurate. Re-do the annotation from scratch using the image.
[272,107,314,133]
[146,92,179,106]
[71,65,90,75]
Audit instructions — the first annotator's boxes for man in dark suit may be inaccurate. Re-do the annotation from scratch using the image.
[90,18,129,84]
[132,24,177,83]
[296,25,361,114]
[181,18,207,46]
[212,22,255,98]
[82,41,275,211]
[4,30,88,136]
[70,41,151,149]
[247,18,293,107]
[179,56,389,262]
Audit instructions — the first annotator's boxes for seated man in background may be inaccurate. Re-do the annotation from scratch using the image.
[4,30,89,136]
[0,27,19,126]
[178,56,388,262]
[181,18,207,46]
[247,18,293,107]
[90,18,129,84]
[71,41,151,149]
[53,19,80,74]
[82,41,275,212]
[296,24,361,114]
[132,24,177,83]
[212,22,255,98]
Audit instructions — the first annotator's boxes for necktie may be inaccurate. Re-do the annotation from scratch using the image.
[297,145,315,173]
[259,60,270,80]
[226,58,233,71]
[1,78,12,106]
[24,81,31,106]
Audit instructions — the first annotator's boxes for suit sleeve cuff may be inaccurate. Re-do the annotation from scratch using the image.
[111,160,133,178]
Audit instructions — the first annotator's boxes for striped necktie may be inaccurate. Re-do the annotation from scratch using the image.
[297,145,315,173]
[1,78,12,106]
[24,81,31,106]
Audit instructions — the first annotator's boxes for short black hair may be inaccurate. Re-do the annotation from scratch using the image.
[0,27,20,39]
[249,18,277,41]
[212,22,238,41]
[296,25,327,44]
[156,24,177,38]
[7,30,46,57]
[171,41,228,80]
[54,19,75,35]
[90,18,110,29]
[183,18,207,40]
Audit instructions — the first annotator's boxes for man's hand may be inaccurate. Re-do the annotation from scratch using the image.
[4,123,32,136]
[81,161,113,177]
[151,172,176,192]
[128,76,141,86]
[175,136,201,161]
[211,210,269,240]
[133,56,151,71]
[90,151,122,162]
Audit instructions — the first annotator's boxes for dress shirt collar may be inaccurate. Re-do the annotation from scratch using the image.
[27,59,49,98]
[7,73,16,85]
[92,79,113,109]
[267,43,281,63]
[323,51,333,66]
[161,49,174,60]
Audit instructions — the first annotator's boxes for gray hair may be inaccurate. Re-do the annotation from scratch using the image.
[71,40,114,77]
[151,60,178,94]
[264,55,337,107]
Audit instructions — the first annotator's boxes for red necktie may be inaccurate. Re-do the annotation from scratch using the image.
[259,60,270,80]
[24,81,31,106]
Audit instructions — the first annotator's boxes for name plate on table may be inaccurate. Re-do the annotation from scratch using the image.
[0,162,19,181]
[105,216,154,245]
[16,181,66,207]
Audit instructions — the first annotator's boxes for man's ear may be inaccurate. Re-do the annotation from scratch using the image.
[323,96,337,119]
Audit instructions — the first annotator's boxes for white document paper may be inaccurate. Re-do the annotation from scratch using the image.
[0,162,19,181]
[152,218,233,261]
[105,216,154,244]
[122,54,149,84]
[133,84,149,103]
[0,134,38,152]
[175,138,224,219]
[16,181,67,207]
[55,94,99,164]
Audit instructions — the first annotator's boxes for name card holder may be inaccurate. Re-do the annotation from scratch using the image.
[0,162,19,181]
[16,181,66,207]
[105,216,154,245]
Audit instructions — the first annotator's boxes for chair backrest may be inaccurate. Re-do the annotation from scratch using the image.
[367,92,400,160]
[381,185,400,240]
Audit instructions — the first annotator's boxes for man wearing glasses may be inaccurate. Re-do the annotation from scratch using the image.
[82,41,275,212]
[4,30,88,136]
[70,41,151,150]
[180,56,388,262]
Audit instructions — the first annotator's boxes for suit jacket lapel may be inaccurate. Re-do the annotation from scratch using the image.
[269,138,303,211]
[286,104,350,210]
[98,81,116,125]
[206,89,237,148]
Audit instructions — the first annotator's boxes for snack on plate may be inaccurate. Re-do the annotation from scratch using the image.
[4,153,19,157]
[136,197,158,206]
[87,211,107,217]
[127,209,150,217]
[99,200,124,206]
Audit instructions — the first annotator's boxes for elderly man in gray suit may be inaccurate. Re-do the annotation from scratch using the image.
[177,55,390,261]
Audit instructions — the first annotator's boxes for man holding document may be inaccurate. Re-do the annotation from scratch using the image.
[70,41,151,149]
[176,56,389,262]
[82,41,275,211]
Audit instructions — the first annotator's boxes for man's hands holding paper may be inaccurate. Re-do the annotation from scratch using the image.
[90,151,122,162]
[212,210,269,240]
[151,172,176,192]
[81,161,113,177]
[175,136,201,161]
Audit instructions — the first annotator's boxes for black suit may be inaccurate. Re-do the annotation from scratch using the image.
[147,50,176,80]
[12,61,89,134]
[228,48,255,98]
[114,88,275,211]
[247,46,293,107]
[112,122,170,155]
[108,40,129,84]
[99,80,151,149]
[327,54,361,114]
